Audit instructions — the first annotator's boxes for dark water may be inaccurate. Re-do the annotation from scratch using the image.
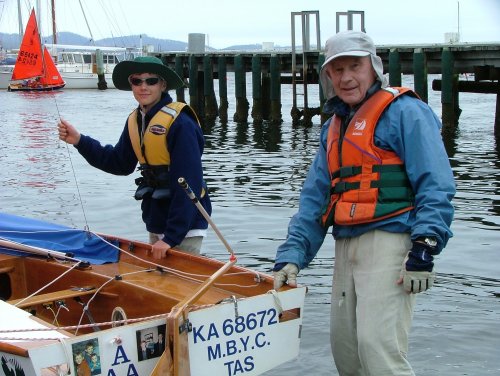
[0,74,499,375]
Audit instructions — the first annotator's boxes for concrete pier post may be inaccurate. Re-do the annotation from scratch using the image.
[96,49,107,90]
[251,55,263,124]
[218,56,228,123]
[189,55,204,119]
[389,48,402,87]
[175,55,185,103]
[270,55,282,124]
[261,71,271,121]
[233,55,249,123]
[441,48,461,128]
[413,48,428,103]
[203,55,218,122]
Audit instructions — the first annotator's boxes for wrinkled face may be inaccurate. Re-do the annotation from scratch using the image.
[129,73,167,112]
[324,55,377,107]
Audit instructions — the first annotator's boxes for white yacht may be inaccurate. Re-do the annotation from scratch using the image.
[1,45,142,90]
[47,44,141,89]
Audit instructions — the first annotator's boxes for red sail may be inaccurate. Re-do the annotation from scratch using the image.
[11,9,43,81]
[39,47,64,86]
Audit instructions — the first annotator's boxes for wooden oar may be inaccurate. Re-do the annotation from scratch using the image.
[151,177,240,375]
[178,177,236,261]
[150,258,237,376]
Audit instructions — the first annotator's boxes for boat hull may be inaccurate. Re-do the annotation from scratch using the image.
[60,72,115,89]
[1,71,115,90]
[8,83,66,92]
[0,216,306,376]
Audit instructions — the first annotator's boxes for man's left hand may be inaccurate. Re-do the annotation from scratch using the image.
[397,241,436,293]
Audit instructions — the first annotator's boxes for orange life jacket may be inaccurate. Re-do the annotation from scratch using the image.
[320,87,416,227]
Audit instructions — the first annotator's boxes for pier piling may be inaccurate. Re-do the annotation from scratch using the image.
[441,48,461,129]
[413,48,428,103]
[251,55,263,124]
[218,57,229,123]
[233,55,249,123]
[389,48,402,87]
[158,43,499,131]
[203,55,218,122]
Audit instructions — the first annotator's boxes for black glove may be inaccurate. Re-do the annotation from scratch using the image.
[405,241,435,272]
[400,239,437,293]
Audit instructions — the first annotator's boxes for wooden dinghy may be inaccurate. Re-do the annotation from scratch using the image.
[0,212,305,376]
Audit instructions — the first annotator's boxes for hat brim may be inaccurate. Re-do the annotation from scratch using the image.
[321,50,371,69]
[112,60,185,91]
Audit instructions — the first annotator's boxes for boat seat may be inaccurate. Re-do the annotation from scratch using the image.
[8,287,97,309]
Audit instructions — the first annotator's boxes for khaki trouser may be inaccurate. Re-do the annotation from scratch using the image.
[331,230,416,376]
[149,233,203,255]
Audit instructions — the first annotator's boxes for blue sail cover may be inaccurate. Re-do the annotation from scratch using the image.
[0,212,119,264]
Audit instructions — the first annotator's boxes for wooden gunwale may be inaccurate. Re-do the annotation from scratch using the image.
[0,234,299,376]
[1,235,282,333]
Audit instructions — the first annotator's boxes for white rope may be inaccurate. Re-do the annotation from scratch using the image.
[0,312,169,335]
[91,231,263,287]
[0,227,263,289]
[59,337,73,375]
[267,290,284,315]
[1,228,270,337]
[73,268,154,335]
[12,261,81,308]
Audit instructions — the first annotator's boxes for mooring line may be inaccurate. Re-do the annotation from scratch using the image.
[53,96,90,231]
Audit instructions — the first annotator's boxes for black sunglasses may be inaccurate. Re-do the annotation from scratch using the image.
[128,77,162,86]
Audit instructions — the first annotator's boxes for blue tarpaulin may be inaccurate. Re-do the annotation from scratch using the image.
[0,212,120,264]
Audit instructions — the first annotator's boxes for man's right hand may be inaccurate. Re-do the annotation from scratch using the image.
[273,263,299,290]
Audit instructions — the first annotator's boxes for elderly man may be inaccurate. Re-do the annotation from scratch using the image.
[273,30,455,375]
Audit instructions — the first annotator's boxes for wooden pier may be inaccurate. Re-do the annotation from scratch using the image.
[156,43,500,133]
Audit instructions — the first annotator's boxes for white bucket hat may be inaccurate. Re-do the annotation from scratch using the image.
[319,30,387,100]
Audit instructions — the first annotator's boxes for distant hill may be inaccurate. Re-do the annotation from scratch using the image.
[0,32,272,52]
[0,32,188,52]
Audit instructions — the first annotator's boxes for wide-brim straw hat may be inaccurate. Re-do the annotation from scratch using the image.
[112,56,185,91]
[319,31,387,100]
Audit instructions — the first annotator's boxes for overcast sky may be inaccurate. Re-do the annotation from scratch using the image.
[1,0,499,49]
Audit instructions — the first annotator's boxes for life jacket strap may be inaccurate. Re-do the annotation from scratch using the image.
[331,164,411,194]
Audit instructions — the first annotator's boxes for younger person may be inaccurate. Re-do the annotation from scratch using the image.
[58,56,211,257]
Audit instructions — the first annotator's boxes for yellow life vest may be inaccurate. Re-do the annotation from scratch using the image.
[128,102,198,165]
[128,102,203,200]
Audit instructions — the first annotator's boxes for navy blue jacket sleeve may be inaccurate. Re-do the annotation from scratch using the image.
[75,122,138,176]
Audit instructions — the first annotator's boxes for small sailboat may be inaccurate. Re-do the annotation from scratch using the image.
[7,9,65,92]
[0,211,306,376]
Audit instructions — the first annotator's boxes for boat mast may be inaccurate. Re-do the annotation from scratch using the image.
[51,0,57,45]
[16,0,23,43]
[36,0,41,35]
[78,0,96,45]
[36,0,47,80]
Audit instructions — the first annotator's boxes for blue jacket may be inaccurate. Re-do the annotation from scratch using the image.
[75,93,211,247]
[275,89,455,270]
